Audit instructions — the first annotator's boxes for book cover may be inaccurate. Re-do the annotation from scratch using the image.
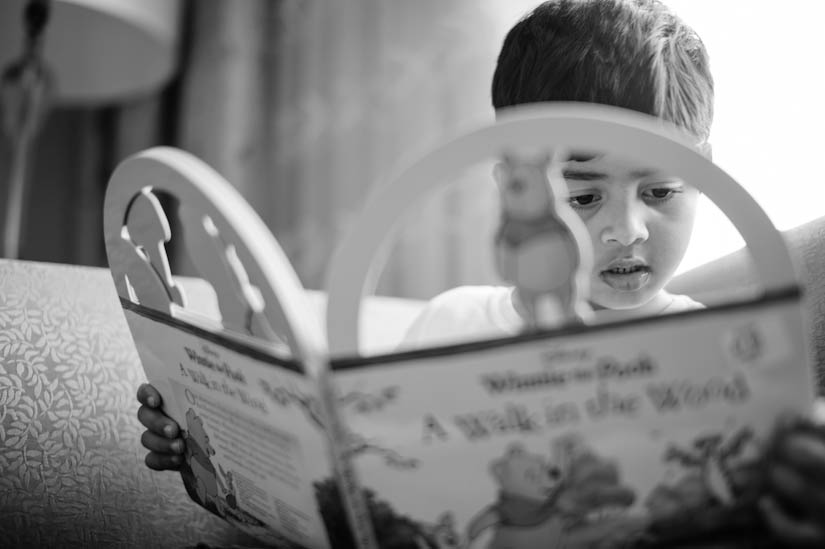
[104,104,815,549]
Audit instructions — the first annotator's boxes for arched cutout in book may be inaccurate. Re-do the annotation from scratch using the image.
[319,103,817,549]
[325,103,802,356]
[104,147,324,362]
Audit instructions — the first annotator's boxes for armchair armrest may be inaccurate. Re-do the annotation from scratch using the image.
[669,215,825,386]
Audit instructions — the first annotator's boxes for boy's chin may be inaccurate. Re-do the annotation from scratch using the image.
[589,288,661,314]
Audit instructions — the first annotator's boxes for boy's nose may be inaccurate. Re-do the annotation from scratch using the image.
[599,202,649,246]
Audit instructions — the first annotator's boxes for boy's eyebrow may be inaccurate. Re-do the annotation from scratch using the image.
[562,151,607,181]
[561,168,660,181]
[567,152,601,162]
[562,150,607,181]
[562,169,607,181]
[561,151,662,181]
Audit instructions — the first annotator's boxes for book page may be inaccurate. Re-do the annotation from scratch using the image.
[331,295,813,548]
[124,305,332,549]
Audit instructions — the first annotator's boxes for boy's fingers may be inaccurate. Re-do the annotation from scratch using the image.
[768,464,825,526]
[813,400,825,425]
[137,405,180,438]
[141,429,185,455]
[144,451,184,471]
[759,496,825,547]
[774,433,825,484]
[136,383,162,408]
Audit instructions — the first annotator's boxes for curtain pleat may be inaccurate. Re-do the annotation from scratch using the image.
[174,0,530,299]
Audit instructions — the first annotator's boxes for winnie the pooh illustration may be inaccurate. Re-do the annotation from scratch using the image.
[493,153,593,329]
[415,512,463,549]
[183,408,219,507]
[553,435,646,548]
[467,436,648,549]
[465,442,566,548]
[551,434,637,521]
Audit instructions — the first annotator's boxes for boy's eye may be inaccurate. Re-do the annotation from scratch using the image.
[642,186,683,202]
[569,193,600,208]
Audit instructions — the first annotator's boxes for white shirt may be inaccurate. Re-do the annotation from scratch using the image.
[401,285,704,349]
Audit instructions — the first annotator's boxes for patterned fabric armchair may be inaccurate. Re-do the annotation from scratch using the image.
[0,258,423,548]
[1,214,822,547]
[0,260,265,547]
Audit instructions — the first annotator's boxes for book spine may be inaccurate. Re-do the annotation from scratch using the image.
[314,357,379,549]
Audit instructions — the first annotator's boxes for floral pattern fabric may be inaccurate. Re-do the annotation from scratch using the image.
[0,259,260,548]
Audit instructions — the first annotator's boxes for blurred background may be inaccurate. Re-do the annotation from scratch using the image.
[0,0,823,301]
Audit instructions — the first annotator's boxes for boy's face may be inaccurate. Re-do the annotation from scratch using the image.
[562,153,699,311]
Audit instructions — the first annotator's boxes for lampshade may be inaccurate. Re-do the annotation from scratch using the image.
[0,0,183,104]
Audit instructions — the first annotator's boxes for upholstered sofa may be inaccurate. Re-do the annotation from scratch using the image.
[0,258,422,548]
[1,215,823,548]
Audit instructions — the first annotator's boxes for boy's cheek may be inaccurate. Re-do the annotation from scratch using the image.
[675,188,700,220]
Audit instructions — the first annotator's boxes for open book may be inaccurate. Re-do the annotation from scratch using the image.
[104,104,814,549]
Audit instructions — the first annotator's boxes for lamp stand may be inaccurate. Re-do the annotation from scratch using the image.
[1,0,52,259]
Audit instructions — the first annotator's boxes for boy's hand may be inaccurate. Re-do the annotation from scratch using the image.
[761,416,825,546]
[137,383,185,471]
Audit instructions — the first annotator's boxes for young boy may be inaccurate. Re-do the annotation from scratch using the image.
[137,0,825,544]
[403,0,711,348]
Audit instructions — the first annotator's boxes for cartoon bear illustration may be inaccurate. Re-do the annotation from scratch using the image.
[551,434,647,549]
[183,408,220,507]
[465,443,566,549]
[551,434,637,520]
[415,512,463,549]
[467,436,648,549]
[493,153,593,329]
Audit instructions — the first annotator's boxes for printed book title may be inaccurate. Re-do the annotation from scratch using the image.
[421,353,751,443]
[178,344,267,414]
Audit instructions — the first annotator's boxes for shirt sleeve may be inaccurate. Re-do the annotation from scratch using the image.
[398,288,477,350]
[398,286,507,350]
[662,293,706,314]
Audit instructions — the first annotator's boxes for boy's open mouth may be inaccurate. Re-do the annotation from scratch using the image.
[599,259,652,291]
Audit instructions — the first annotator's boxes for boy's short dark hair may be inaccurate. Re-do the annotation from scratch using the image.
[492,0,714,143]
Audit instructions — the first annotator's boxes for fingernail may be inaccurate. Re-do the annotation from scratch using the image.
[172,440,184,453]
[171,455,183,464]
[164,424,176,438]
[147,396,157,407]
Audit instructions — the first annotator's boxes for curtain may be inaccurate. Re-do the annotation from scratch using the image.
[174,0,531,299]
[2,0,533,300]
[0,0,181,267]
[0,95,169,266]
